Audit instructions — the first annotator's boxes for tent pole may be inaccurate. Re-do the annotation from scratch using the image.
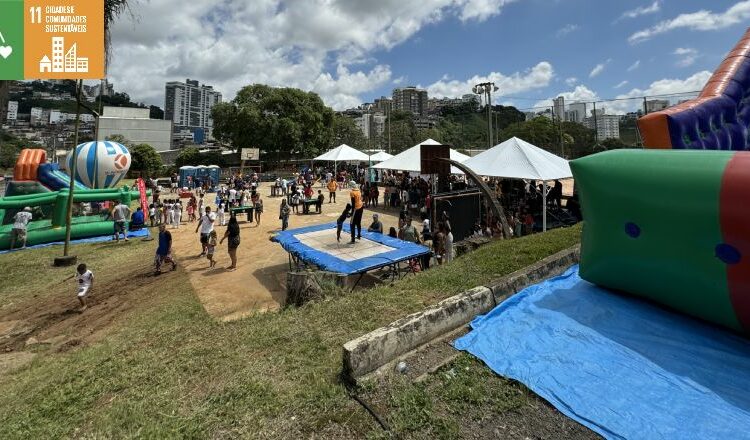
[542,180,547,232]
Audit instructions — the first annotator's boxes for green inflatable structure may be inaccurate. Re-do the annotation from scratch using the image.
[571,149,750,332]
[0,186,144,250]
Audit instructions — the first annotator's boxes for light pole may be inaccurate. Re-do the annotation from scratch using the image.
[472,82,499,149]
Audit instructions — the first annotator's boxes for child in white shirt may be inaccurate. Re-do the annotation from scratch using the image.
[73,263,93,311]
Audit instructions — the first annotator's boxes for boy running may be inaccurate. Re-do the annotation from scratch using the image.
[73,263,93,311]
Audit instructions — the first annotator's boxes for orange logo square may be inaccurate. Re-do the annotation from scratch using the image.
[24,0,104,79]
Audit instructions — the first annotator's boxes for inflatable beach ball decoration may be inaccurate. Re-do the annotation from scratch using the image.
[66,141,131,188]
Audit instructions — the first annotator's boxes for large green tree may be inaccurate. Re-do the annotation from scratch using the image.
[331,114,366,148]
[130,143,163,176]
[212,84,334,162]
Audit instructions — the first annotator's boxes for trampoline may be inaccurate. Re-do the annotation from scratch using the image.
[272,222,430,287]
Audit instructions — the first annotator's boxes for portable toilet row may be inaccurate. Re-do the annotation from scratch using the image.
[179,165,220,188]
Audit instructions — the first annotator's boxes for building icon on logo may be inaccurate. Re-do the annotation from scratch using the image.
[39,37,89,73]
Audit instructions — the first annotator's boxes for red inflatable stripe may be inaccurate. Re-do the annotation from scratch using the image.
[720,152,750,330]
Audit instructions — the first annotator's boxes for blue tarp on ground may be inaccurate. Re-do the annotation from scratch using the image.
[272,222,430,275]
[454,265,750,440]
[0,228,150,255]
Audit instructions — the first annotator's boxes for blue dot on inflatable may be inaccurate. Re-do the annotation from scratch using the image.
[716,243,741,265]
[625,222,640,238]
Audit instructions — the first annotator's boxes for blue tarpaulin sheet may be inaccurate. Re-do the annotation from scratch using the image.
[454,265,750,440]
[272,222,430,275]
[0,228,150,255]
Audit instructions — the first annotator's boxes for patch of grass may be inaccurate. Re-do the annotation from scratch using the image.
[0,238,153,313]
[0,225,581,438]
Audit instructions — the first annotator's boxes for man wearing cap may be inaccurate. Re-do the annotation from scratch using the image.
[367,213,383,234]
[10,207,32,250]
[112,200,131,243]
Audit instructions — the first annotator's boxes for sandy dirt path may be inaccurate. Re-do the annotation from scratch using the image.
[169,183,400,322]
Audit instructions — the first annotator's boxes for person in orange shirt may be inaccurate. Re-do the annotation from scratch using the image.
[349,185,364,243]
[327,179,337,203]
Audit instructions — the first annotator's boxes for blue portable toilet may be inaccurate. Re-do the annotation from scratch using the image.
[178,166,196,188]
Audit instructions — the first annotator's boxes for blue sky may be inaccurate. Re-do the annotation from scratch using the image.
[108,1,750,113]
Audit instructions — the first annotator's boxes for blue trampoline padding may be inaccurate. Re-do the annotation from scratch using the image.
[454,265,750,440]
[272,222,430,275]
[0,228,150,255]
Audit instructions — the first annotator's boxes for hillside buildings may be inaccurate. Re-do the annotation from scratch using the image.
[392,86,428,116]
[164,79,222,143]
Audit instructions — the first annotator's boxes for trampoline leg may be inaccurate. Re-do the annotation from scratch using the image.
[351,273,366,292]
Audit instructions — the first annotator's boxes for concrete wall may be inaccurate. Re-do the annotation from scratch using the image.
[98,117,173,152]
[102,106,150,119]
[342,245,580,381]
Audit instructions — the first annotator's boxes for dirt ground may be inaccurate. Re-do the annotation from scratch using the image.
[170,183,402,322]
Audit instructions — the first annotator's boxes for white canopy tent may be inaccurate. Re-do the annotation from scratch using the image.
[314,144,369,162]
[369,151,393,162]
[461,136,572,231]
[373,139,470,174]
[313,144,369,175]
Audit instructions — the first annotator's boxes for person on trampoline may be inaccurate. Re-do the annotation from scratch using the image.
[336,203,352,242]
[349,185,364,243]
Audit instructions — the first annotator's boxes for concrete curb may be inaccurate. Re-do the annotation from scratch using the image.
[342,245,580,382]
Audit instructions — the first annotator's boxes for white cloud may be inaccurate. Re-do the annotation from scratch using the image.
[614,80,629,89]
[556,24,579,38]
[426,62,554,101]
[456,0,518,22]
[589,59,612,78]
[107,0,518,110]
[535,71,711,115]
[629,1,750,43]
[619,1,660,20]
[565,77,578,87]
[673,47,699,67]
[627,60,641,72]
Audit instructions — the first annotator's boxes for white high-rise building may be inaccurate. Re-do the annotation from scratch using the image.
[584,112,620,140]
[164,79,222,142]
[567,102,587,124]
[553,96,565,121]
[6,101,18,122]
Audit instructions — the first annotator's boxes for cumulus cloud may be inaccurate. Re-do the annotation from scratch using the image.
[107,0,518,110]
[565,77,578,87]
[629,1,750,43]
[619,1,660,20]
[627,60,641,72]
[589,59,612,78]
[425,62,554,101]
[456,0,518,22]
[556,24,579,38]
[674,47,699,67]
[535,71,711,115]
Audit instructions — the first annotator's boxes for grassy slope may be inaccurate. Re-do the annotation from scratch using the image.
[0,224,581,438]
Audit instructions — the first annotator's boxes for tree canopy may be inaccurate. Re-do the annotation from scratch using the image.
[212,84,334,162]
[129,143,163,177]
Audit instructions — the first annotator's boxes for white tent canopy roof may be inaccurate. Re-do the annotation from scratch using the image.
[373,139,470,173]
[461,137,572,181]
[314,144,369,162]
[369,151,393,162]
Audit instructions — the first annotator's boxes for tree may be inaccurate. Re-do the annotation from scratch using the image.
[600,137,629,151]
[105,134,129,145]
[149,105,164,120]
[130,143,162,176]
[211,84,335,162]
[332,114,366,148]
[176,147,201,168]
[387,110,418,153]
